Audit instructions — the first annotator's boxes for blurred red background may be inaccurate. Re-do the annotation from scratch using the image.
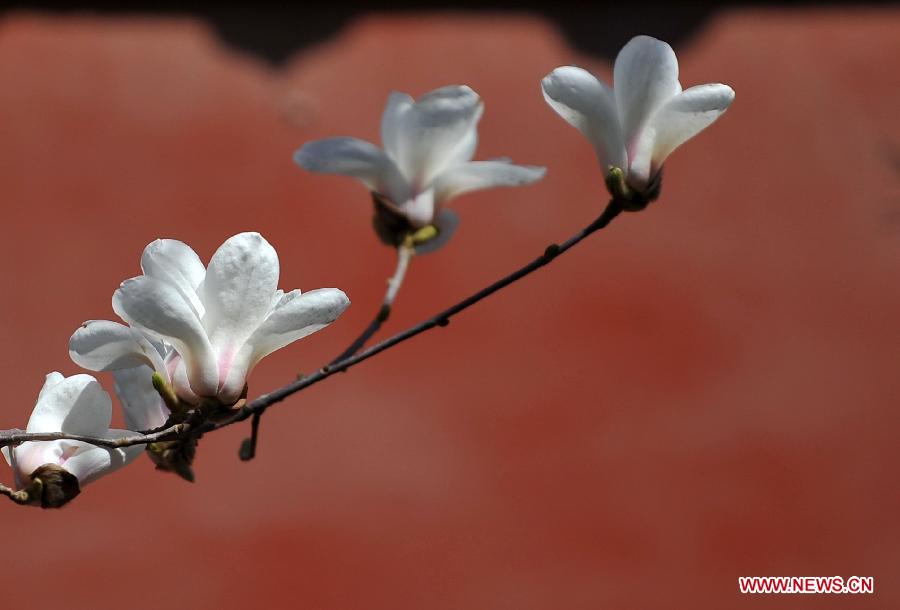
[0,6,898,609]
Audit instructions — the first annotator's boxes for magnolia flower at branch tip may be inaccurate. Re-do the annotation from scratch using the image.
[542,34,735,204]
[2,372,141,508]
[293,85,546,250]
[69,232,351,407]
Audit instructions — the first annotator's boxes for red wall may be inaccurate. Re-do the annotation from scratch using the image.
[0,9,898,609]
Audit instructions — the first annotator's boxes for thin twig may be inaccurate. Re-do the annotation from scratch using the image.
[238,412,262,461]
[332,242,414,364]
[0,423,189,451]
[212,198,623,434]
[240,243,415,459]
[384,243,414,307]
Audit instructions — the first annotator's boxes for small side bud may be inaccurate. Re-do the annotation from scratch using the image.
[411,224,438,245]
[151,372,182,414]
[29,464,80,509]
[238,438,255,461]
[605,166,631,202]
[605,166,662,212]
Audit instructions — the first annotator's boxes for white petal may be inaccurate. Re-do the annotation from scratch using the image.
[69,320,167,376]
[2,445,18,488]
[389,85,484,188]
[442,120,480,175]
[2,443,24,488]
[140,239,206,317]
[59,445,116,485]
[250,288,350,361]
[61,431,142,485]
[381,91,414,161]
[266,289,285,316]
[113,276,218,397]
[10,441,63,481]
[541,66,627,171]
[37,371,66,402]
[413,208,460,255]
[218,288,350,403]
[170,356,202,405]
[433,161,546,202]
[293,137,410,204]
[113,366,170,431]
[202,232,279,354]
[614,35,681,152]
[26,373,111,437]
[401,188,436,228]
[628,83,735,187]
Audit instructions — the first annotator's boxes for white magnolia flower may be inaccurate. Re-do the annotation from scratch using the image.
[294,85,546,248]
[70,232,350,407]
[542,35,734,198]
[2,372,141,506]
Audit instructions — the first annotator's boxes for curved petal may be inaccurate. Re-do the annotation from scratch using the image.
[293,137,410,204]
[170,356,201,405]
[441,117,480,174]
[37,371,66,402]
[414,208,460,255]
[69,320,167,376]
[381,91,414,160]
[628,83,735,187]
[266,289,285,317]
[400,188,436,228]
[613,35,681,151]
[433,160,546,203]
[59,445,116,485]
[140,239,206,317]
[10,441,63,481]
[113,276,218,397]
[202,232,279,356]
[541,66,627,172]
[250,288,350,362]
[113,366,170,431]
[389,85,484,188]
[26,373,111,437]
[218,288,351,403]
[60,431,142,485]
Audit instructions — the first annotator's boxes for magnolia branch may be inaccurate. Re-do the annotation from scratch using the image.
[0,199,622,455]
[211,197,624,432]
[0,423,189,450]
